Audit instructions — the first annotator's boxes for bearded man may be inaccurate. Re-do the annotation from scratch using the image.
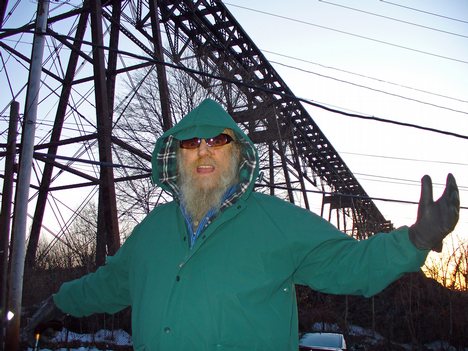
[26,98,459,351]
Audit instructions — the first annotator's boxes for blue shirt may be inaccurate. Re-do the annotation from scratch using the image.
[180,185,238,248]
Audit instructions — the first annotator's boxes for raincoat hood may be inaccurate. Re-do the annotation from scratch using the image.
[151,98,259,199]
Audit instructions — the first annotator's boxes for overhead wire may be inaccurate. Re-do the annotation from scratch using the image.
[340,151,468,167]
[12,29,466,140]
[21,151,468,211]
[269,59,468,116]
[0,51,15,99]
[319,0,468,39]
[1,4,467,213]
[262,49,468,104]
[380,0,468,24]
[223,2,468,65]
[1,0,24,27]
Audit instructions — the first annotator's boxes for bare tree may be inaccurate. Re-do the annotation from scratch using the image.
[35,203,98,272]
[423,236,468,291]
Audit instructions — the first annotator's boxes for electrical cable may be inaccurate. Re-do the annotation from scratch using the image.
[262,49,468,104]
[340,151,468,166]
[223,2,468,65]
[16,30,467,141]
[33,152,151,172]
[319,0,468,39]
[380,0,468,24]
[27,151,468,210]
[1,0,23,27]
[269,59,468,116]
[0,51,15,99]
[256,183,468,210]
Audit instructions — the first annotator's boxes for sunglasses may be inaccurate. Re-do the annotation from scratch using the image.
[179,133,234,149]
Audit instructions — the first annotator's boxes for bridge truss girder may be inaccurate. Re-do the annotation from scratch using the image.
[0,0,391,269]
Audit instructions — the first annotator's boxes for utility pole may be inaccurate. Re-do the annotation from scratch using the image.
[0,102,19,351]
[5,1,49,350]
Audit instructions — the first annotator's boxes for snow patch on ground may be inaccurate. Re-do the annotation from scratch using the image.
[29,325,467,350]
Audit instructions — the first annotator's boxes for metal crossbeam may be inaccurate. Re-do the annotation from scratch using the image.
[0,0,392,273]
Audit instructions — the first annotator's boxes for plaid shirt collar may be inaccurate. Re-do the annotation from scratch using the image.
[155,134,258,212]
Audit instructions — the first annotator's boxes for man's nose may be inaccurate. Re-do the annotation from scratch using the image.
[197,139,211,156]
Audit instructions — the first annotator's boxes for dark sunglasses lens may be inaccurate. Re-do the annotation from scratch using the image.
[207,134,232,147]
[179,138,200,149]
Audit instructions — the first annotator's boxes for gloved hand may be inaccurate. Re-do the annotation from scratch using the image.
[22,295,65,347]
[409,173,460,252]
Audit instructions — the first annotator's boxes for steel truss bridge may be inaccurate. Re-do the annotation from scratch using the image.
[0,0,392,271]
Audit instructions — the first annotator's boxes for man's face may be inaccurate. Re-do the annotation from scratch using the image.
[178,129,239,192]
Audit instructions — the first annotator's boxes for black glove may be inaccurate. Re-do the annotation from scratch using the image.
[22,295,65,347]
[409,173,460,252]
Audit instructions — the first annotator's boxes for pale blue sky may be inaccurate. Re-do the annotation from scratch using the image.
[1,1,467,252]
[224,0,468,247]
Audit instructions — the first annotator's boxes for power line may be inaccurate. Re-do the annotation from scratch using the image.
[0,51,14,99]
[380,0,468,24]
[85,42,468,140]
[262,49,468,104]
[33,152,151,172]
[269,59,468,116]
[3,29,468,141]
[319,0,468,39]
[354,172,468,192]
[224,2,468,65]
[260,184,468,210]
[28,149,468,209]
[5,29,468,109]
[340,151,468,167]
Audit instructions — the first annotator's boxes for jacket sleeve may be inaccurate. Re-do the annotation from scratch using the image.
[53,232,137,317]
[292,217,429,298]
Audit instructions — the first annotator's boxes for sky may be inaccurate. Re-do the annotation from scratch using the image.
[222,0,468,252]
[0,0,467,258]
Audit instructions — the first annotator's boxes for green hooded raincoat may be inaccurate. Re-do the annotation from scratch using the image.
[54,99,429,351]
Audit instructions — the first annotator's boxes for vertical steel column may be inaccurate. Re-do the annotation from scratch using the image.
[105,0,121,112]
[268,143,275,196]
[90,0,120,267]
[149,0,172,131]
[290,138,310,210]
[26,6,89,269]
[0,101,19,351]
[6,2,49,350]
[0,0,9,29]
[277,139,295,204]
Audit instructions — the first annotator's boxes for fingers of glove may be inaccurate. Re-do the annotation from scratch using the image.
[438,173,460,232]
[441,173,460,209]
[418,175,433,220]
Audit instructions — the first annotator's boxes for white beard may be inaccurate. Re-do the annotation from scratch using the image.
[177,147,240,225]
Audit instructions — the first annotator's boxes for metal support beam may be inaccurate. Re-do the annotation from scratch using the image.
[0,101,19,351]
[26,5,89,269]
[90,0,120,267]
[149,0,172,131]
[0,0,9,29]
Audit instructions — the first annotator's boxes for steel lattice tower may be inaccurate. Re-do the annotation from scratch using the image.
[0,0,392,271]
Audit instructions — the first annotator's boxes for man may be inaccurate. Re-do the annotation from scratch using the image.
[26,98,459,350]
